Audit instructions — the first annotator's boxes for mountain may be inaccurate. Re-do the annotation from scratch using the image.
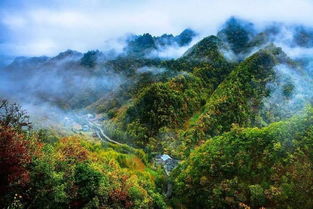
[173,107,313,208]
[217,17,256,54]
[184,46,289,141]
[124,29,197,56]
[1,17,313,209]
[119,35,234,146]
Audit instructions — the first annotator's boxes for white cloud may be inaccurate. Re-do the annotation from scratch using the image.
[1,0,313,56]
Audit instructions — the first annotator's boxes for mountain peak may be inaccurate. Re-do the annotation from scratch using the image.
[217,17,256,54]
[124,29,197,57]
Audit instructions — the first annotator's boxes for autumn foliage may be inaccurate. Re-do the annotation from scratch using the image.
[0,125,32,197]
[56,136,91,162]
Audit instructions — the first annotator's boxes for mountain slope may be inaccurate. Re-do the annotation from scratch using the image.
[173,107,313,209]
[185,46,286,141]
[116,36,234,145]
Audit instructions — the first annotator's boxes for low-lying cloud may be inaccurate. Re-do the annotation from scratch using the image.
[1,0,313,56]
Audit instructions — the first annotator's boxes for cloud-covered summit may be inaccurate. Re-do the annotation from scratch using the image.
[1,0,313,57]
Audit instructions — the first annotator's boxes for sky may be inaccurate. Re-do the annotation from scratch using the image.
[1,0,313,57]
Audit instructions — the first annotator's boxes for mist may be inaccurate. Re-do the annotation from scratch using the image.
[1,0,313,131]
[212,18,313,121]
[2,0,313,57]
[261,64,313,121]
[0,48,179,129]
[0,51,128,129]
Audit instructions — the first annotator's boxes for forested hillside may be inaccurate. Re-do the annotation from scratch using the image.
[1,17,313,209]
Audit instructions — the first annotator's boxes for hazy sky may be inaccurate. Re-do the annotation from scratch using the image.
[1,0,313,56]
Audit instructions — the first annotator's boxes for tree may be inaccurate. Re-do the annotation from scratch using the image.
[172,108,313,208]
[0,99,32,131]
[0,100,34,207]
[0,126,32,204]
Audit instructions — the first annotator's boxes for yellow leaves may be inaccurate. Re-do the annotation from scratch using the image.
[125,156,146,171]
[200,176,208,186]
[97,150,120,161]
[239,202,251,209]
[264,186,282,201]
[56,136,91,162]
[273,142,282,151]
[126,174,139,185]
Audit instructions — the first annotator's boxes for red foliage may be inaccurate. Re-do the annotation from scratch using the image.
[57,137,90,162]
[0,126,32,195]
[109,189,133,208]
[108,174,133,208]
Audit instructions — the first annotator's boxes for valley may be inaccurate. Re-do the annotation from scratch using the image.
[1,15,313,209]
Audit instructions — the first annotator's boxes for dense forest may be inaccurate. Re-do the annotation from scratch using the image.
[1,17,313,208]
